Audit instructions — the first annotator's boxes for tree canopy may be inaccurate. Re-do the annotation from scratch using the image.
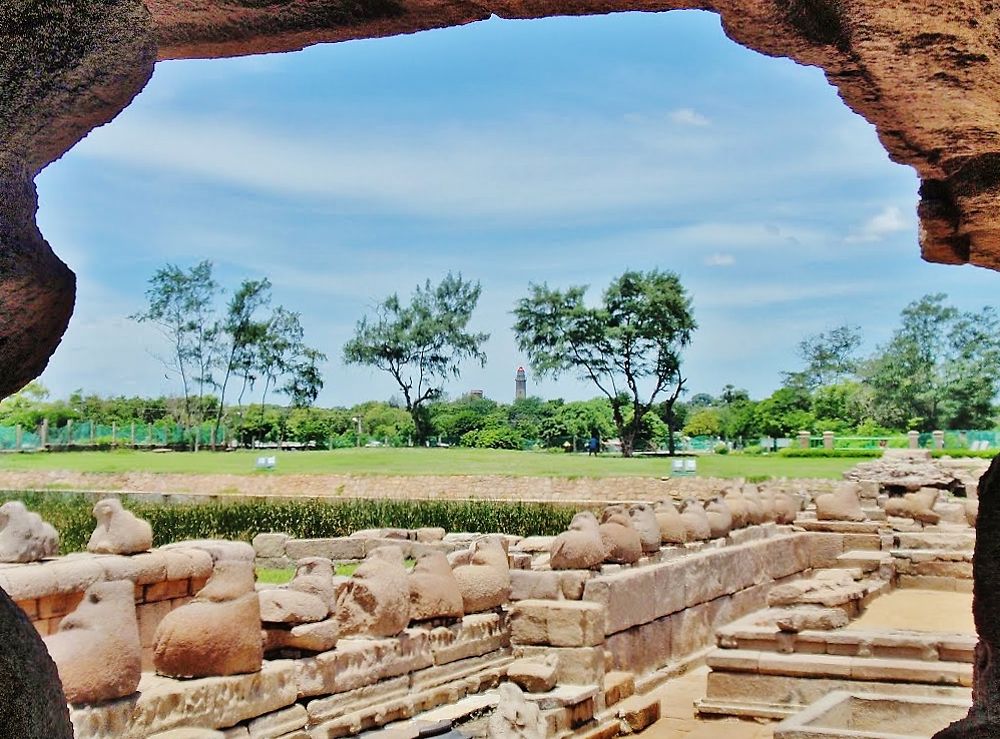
[343,273,489,443]
[513,269,696,456]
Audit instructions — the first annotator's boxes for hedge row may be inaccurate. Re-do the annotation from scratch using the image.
[0,491,579,554]
[776,447,999,459]
[776,448,883,458]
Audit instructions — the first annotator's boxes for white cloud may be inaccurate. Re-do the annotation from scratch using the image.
[669,108,711,127]
[847,205,913,243]
[704,253,735,267]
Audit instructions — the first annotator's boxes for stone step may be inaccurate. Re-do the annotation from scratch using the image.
[698,663,972,721]
[614,693,660,733]
[891,532,975,552]
[602,671,635,708]
[836,550,893,573]
[716,620,975,662]
[571,719,622,739]
[705,648,972,685]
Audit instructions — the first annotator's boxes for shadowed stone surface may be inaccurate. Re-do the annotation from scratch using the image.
[936,455,1000,738]
[0,587,72,737]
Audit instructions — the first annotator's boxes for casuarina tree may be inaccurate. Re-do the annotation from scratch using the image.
[343,273,489,444]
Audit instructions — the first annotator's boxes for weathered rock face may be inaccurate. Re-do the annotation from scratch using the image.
[153,559,263,678]
[0,587,72,736]
[7,2,1000,399]
[335,545,411,637]
[0,500,59,563]
[549,511,606,570]
[486,682,546,739]
[935,456,1000,739]
[453,536,511,613]
[598,511,642,564]
[87,498,153,555]
[408,550,464,621]
[0,0,156,398]
[44,580,141,704]
[654,500,688,545]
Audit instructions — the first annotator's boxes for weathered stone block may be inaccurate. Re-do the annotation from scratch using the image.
[285,539,365,562]
[604,614,673,675]
[246,704,307,739]
[510,600,605,647]
[162,548,214,581]
[513,645,605,685]
[252,533,290,559]
[426,612,508,665]
[70,660,298,738]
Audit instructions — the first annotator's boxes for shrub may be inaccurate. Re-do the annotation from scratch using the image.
[777,448,882,458]
[459,426,524,449]
[0,491,578,554]
[931,449,999,459]
[713,443,729,455]
[740,445,764,456]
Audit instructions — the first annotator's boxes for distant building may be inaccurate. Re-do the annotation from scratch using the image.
[468,389,484,400]
[515,367,527,401]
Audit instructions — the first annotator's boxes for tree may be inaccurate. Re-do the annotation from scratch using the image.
[683,408,722,437]
[863,294,1000,430]
[210,278,271,448]
[343,273,489,443]
[783,325,862,391]
[513,269,696,457]
[754,386,814,444]
[131,260,220,445]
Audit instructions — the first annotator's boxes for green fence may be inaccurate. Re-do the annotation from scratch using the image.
[0,422,228,450]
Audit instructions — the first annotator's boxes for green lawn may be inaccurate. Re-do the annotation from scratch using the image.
[0,447,858,479]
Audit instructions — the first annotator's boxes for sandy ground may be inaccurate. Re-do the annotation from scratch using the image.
[637,667,774,739]
[636,590,975,737]
[851,589,975,634]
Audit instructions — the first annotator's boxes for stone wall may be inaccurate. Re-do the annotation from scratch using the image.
[0,543,219,669]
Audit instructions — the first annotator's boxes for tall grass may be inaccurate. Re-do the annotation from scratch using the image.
[0,491,578,554]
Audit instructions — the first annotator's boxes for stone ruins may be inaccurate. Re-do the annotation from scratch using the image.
[0,451,990,736]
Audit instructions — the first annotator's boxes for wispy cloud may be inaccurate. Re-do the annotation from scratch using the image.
[847,205,913,243]
[669,108,711,127]
[704,253,735,267]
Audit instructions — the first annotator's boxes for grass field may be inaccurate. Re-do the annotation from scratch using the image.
[0,447,859,479]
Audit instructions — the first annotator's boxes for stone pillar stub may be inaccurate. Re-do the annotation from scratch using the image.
[822,431,835,451]
[933,430,945,450]
[798,431,810,449]
[908,431,920,449]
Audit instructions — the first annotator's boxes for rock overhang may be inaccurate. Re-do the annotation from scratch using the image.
[2,0,1000,398]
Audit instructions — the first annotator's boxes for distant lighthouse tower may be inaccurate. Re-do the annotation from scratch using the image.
[515,367,527,401]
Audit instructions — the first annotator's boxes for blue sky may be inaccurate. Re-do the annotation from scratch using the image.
[33,10,1000,407]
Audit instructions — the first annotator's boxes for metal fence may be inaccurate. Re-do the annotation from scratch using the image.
[0,421,228,451]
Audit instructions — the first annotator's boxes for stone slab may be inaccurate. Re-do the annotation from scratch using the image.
[70,661,298,739]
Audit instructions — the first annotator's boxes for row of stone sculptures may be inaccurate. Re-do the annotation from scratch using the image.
[38,518,512,704]
[815,481,978,527]
[548,485,801,570]
[0,497,152,564]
